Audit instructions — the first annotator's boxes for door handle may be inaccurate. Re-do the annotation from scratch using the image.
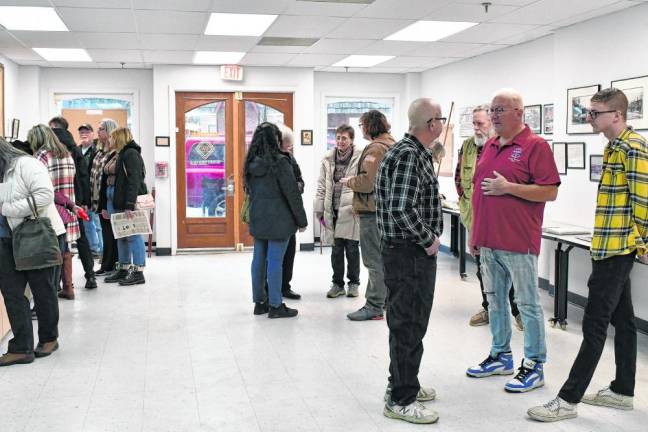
[226,174,235,196]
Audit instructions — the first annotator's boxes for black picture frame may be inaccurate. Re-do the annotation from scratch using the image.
[567,142,586,169]
[301,129,313,146]
[523,104,542,134]
[566,84,601,134]
[10,118,19,140]
[589,154,603,182]
[611,75,648,130]
[552,142,567,175]
[155,136,170,147]
[543,104,553,135]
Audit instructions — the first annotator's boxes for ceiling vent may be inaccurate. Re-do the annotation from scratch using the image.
[257,37,319,47]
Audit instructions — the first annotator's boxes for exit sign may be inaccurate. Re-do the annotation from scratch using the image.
[221,64,243,81]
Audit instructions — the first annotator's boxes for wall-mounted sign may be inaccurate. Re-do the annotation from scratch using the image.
[221,64,243,81]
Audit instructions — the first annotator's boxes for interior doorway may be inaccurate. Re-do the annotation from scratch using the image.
[175,91,293,249]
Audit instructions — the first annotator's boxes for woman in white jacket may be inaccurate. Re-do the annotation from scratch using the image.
[0,138,65,367]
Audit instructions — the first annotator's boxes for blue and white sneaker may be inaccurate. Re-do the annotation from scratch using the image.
[505,359,544,393]
[466,352,514,377]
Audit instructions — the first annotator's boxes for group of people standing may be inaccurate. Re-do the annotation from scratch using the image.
[0,116,149,367]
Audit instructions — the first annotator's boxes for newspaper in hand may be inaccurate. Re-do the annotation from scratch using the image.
[110,210,152,239]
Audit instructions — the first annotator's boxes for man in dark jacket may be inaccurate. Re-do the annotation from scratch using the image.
[49,116,97,289]
[78,124,102,257]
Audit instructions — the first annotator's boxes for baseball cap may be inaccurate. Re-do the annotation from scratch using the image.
[78,123,93,132]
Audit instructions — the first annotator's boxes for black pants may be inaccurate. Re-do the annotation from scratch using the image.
[559,252,637,403]
[52,234,66,289]
[0,238,59,354]
[264,234,296,295]
[382,239,436,405]
[331,238,360,287]
[76,218,95,279]
[99,216,118,272]
[477,254,519,316]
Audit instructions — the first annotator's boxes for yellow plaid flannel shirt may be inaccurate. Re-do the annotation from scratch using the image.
[591,127,648,260]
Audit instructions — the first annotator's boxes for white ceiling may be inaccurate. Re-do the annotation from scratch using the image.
[0,0,644,73]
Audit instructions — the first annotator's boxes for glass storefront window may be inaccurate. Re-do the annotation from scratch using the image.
[326,98,394,149]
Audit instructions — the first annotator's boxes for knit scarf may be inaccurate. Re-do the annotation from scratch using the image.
[332,146,353,211]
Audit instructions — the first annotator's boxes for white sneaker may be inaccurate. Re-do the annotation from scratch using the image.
[383,400,439,424]
[581,386,633,410]
[528,396,577,422]
[384,384,436,402]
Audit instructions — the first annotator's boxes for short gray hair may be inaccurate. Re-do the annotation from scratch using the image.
[408,98,439,130]
[473,104,490,114]
[277,123,293,143]
[100,118,119,135]
[492,88,524,109]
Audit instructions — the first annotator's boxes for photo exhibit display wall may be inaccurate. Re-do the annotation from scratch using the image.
[567,84,601,134]
[543,104,553,135]
[566,142,586,169]
[611,75,648,130]
[552,142,567,175]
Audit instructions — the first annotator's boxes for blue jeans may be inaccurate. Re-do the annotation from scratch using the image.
[106,185,116,216]
[118,235,146,267]
[251,238,289,307]
[480,247,546,363]
[83,210,103,253]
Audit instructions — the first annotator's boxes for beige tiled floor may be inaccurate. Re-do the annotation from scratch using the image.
[1,250,647,431]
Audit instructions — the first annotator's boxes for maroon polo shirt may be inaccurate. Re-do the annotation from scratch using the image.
[471,125,560,255]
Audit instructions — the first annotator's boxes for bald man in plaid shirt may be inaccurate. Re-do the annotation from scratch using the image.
[529,88,648,422]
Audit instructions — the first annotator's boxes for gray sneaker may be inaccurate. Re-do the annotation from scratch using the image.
[346,283,359,297]
[384,384,436,402]
[383,400,439,424]
[528,396,577,422]
[347,306,383,321]
[326,284,346,298]
[581,386,633,410]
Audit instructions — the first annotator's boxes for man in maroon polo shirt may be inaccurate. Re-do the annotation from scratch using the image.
[465,88,560,394]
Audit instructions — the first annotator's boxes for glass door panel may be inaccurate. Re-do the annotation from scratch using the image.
[244,101,285,152]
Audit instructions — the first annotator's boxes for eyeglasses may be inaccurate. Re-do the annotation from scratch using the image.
[427,117,447,125]
[587,109,617,119]
[487,107,521,115]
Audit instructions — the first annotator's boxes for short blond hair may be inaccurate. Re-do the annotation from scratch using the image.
[111,127,133,152]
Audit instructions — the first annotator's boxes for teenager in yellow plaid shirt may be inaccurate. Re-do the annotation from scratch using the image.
[529,88,648,422]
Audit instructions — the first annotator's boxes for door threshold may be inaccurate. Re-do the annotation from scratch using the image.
[176,247,253,255]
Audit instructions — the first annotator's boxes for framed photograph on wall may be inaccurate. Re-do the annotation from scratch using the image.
[458,106,474,137]
[552,142,567,175]
[301,129,313,146]
[611,75,648,130]
[155,136,170,147]
[10,118,19,140]
[567,142,585,169]
[567,84,601,134]
[590,154,603,182]
[543,104,553,135]
[524,104,542,134]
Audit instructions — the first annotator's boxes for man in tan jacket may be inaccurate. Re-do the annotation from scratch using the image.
[341,110,395,320]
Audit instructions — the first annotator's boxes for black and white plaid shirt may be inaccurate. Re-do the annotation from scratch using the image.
[375,133,443,248]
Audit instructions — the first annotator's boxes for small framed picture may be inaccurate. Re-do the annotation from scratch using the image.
[567,84,601,134]
[567,142,586,169]
[552,142,567,175]
[543,104,553,135]
[155,136,170,147]
[301,129,313,146]
[611,75,648,130]
[524,104,542,134]
[590,154,604,182]
[10,118,19,140]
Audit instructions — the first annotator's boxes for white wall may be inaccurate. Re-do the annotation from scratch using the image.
[421,2,648,321]
[1,55,19,137]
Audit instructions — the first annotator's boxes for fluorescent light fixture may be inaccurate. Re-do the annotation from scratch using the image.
[33,48,92,62]
[0,7,68,31]
[385,20,478,42]
[204,13,278,36]
[332,55,394,68]
[194,51,246,64]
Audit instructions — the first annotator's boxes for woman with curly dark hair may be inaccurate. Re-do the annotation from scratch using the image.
[244,122,307,318]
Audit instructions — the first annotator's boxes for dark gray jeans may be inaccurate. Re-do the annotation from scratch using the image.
[359,213,387,310]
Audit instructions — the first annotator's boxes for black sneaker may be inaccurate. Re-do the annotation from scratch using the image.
[268,303,298,319]
[105,269,128,283]
[254,302,269,315]
[85,277,98,289]
[119,269,145,286]
[282,289,301,300]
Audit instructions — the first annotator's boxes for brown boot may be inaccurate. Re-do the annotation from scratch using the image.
[0,352,35,367]
[58,251,75,300]
[35,340,59,358]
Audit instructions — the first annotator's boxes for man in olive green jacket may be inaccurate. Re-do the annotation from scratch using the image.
[454,105,522,330]
[341,110,396,321]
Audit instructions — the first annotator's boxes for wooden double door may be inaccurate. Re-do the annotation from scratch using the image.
[175,92,293,249]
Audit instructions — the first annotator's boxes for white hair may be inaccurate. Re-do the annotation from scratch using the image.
[277,123,293,142]
[473,104,490,113]
[492,88,524,109]
[408,98,438,130]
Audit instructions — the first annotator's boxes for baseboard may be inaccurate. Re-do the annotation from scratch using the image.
[156,247,171,256]
[538,277,647,334]
[299,243,315,251]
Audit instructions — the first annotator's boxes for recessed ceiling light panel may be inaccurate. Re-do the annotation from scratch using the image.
[193,51,246,65]
[0,7,68,31]
[33,48,92,62]
[204,13,278,37]
[385,20,478,42]
[332,55,394,68]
